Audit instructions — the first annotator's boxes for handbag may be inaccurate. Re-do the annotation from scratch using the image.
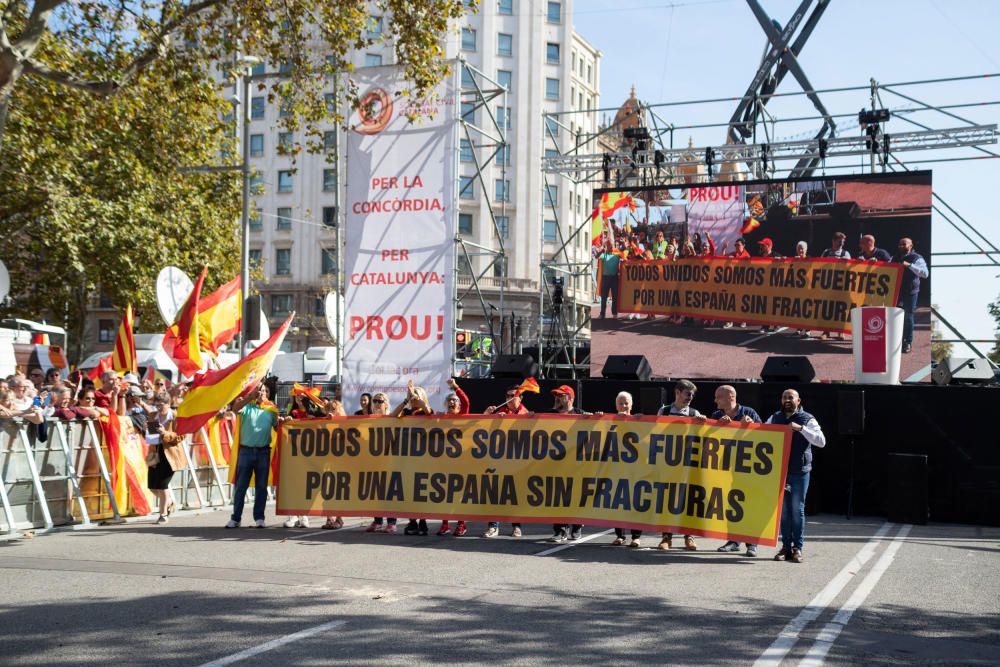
[145,445,159,467]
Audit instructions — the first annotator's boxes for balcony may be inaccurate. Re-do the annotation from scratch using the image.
[456,275,538,291]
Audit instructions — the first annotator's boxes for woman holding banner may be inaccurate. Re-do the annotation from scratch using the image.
[436,378,470,537]
[365,392,399,534]
[611,391,644,548]
[394,381,434,536]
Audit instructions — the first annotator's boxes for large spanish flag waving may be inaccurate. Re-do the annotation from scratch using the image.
[198,275,242,355]
[174,313,293,435]
[590,192,635,247]
[111,305,138,375]
[162,267,206,377]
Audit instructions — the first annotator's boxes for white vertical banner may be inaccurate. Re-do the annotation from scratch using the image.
[344,66,456,399]
[686,184,746,255]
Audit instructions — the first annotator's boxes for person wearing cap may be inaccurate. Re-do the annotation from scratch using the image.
[548,384,589,542]
[483,384,527,537]
[656,380,704,551]
[821,232,851,260]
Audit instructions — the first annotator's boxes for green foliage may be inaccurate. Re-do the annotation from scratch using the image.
[988,295,1000,364]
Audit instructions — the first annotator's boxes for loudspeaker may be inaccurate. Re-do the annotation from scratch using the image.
[886,453,928,524]
[760,356,816,383]
[244,295,262,339]
[837,391,865,436]
[490,354,538,379]
[602,355,651,381]
[639,387,665,416]
[932,357,995,386]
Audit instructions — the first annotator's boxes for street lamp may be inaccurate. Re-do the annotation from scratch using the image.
[237,55,261,359]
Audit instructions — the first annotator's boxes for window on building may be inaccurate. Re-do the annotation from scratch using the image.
[587,64,592,83]
[251,62,265,77]
[324,93,335,113]
[547,1,561,23]
[314,296,325,316]
[279,95,293,118]
[496,106,511,129]
[492,255,509,277]
[321,248,337,275]
[251,96,265,120]
[495,215,510,239]
[271,293,293,316]
[249,172,264,194]
[459,213,473,235]
[459,175,475,200]
[278,60,293,74]
[543,184,557,208]
[544,148,558,159]
[364,53,383,67]
[495,144,511,166]
[324,131,336,152]
[278,170,293,193]
[461,68,475,90]
[98,319,114,343]
[544,219,558,242]
[545,116,559,137]
[368,16,384,37]
[461,27,476,51]
[546,43,560,64]
[278,132,293,152]
[497,33,513,57]
[545,78,559,100]
[497,69,512,91]
[249,249,262,268]
[322,206,337,228]
[494,179,510,202]
[498,0,513,14]
[578,92,583,109]
[460,139,474,162]
[275,249,291,276]
[461,101,475,124]
[250,207,263,231]
[457,254,473,276]
[276,207,292,230]
[323,169,337,191]
[250,134,264,157]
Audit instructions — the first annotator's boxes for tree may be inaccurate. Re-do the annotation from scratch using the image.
[0,45,242,363]
[0,0,471,145]
[930,304,953,362]
[989,295,1000,364]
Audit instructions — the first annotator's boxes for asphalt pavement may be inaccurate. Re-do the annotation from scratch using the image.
[0,508,997,666]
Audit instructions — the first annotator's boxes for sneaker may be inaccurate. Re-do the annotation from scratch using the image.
[774,549,789,561]
[418,522,429,536]
[437,522,451,536]
[629,538,641,548]
[365,521,380,533]
[903,342,912,353]
[156,515,168,524]
[746,544,758,557]
[717,540,741,553]
[612,536,627,546]
[404,521,420,536]
[723,322,733,329]
[684,535,697,551]
[569,527,582,541]
[511,526,522,538]
[384,523,397,534]
[483,527,499,538]
[225,519,240,529]
[283,517,298,528]
[297,517,310,528]
[549,533,567,543]
[254,519,265,529]
[739,322,747,328]
[453,522,468,537]
[790,547,804,563]
[657,537,671,550]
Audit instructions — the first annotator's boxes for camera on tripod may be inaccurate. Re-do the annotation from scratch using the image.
[549,275,564,306]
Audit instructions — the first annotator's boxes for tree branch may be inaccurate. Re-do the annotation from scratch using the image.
[12,0,64,57]
[21,56,119,94]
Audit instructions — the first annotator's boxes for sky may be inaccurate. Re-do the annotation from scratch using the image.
[573,0,999,354]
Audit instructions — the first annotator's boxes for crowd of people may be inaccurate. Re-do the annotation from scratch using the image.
[597,229,928,351]
[3,365,826,563]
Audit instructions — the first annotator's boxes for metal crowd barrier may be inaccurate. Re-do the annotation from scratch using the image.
[0,417,235,536]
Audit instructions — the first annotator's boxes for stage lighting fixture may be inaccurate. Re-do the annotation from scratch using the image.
[550,275,565,306]
[760,143,770,171]
[705,147,715,177]
[602,153,610,182]
[818,138,828,160]
[623,126,651,141]
[858,108,890,126]
[654,150,664,168]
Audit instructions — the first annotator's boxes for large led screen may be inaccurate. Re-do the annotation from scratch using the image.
[590,171,933,382]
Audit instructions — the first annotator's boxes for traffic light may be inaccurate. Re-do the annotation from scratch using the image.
[455,330,469,358]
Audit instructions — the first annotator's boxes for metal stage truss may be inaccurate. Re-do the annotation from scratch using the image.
[539,71,999,374]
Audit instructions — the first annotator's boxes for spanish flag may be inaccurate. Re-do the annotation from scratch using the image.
[174,312,292,436]
[198,275,242,355]
[111,305,138,375]
[88,354,113,387]
[516,377,541,394]
[227,401,281,486]
[740,217,761,235]
[162,267,206,377]
[142,365,173,388]
[590,192,635,247]
[97,411,152,516]
[290,382,324,408]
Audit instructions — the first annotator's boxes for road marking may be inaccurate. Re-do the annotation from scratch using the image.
[753,521,892,667]
[798,523,912,666]
[197,619,348,666]
[737,327,790,346]
[535,529,614,556]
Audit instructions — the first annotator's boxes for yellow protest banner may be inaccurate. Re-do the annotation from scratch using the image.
[276,414,793,547]
[616,257,902,333]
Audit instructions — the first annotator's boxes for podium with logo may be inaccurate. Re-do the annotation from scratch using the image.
[852,306,904,384]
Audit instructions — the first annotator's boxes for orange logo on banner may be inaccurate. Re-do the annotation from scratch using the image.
[354,88,393,135]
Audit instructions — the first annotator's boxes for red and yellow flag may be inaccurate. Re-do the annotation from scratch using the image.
[591,192,635,247]
[174,313,293,435]
[516,377,541,394]
[740,217,761,235]
[226,402,280,485]
[142,365,173,388]
[290,382,325,408]
[88,354,113,387]
[162,267,206,377]
[97,411,152,516]
[111,305,138,375]
[198,275,242,355]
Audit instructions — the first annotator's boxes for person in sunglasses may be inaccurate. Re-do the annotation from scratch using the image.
[365,392,399,534]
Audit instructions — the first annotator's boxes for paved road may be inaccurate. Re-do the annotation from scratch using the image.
[1,509,997,665]
[591,306,932,383]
